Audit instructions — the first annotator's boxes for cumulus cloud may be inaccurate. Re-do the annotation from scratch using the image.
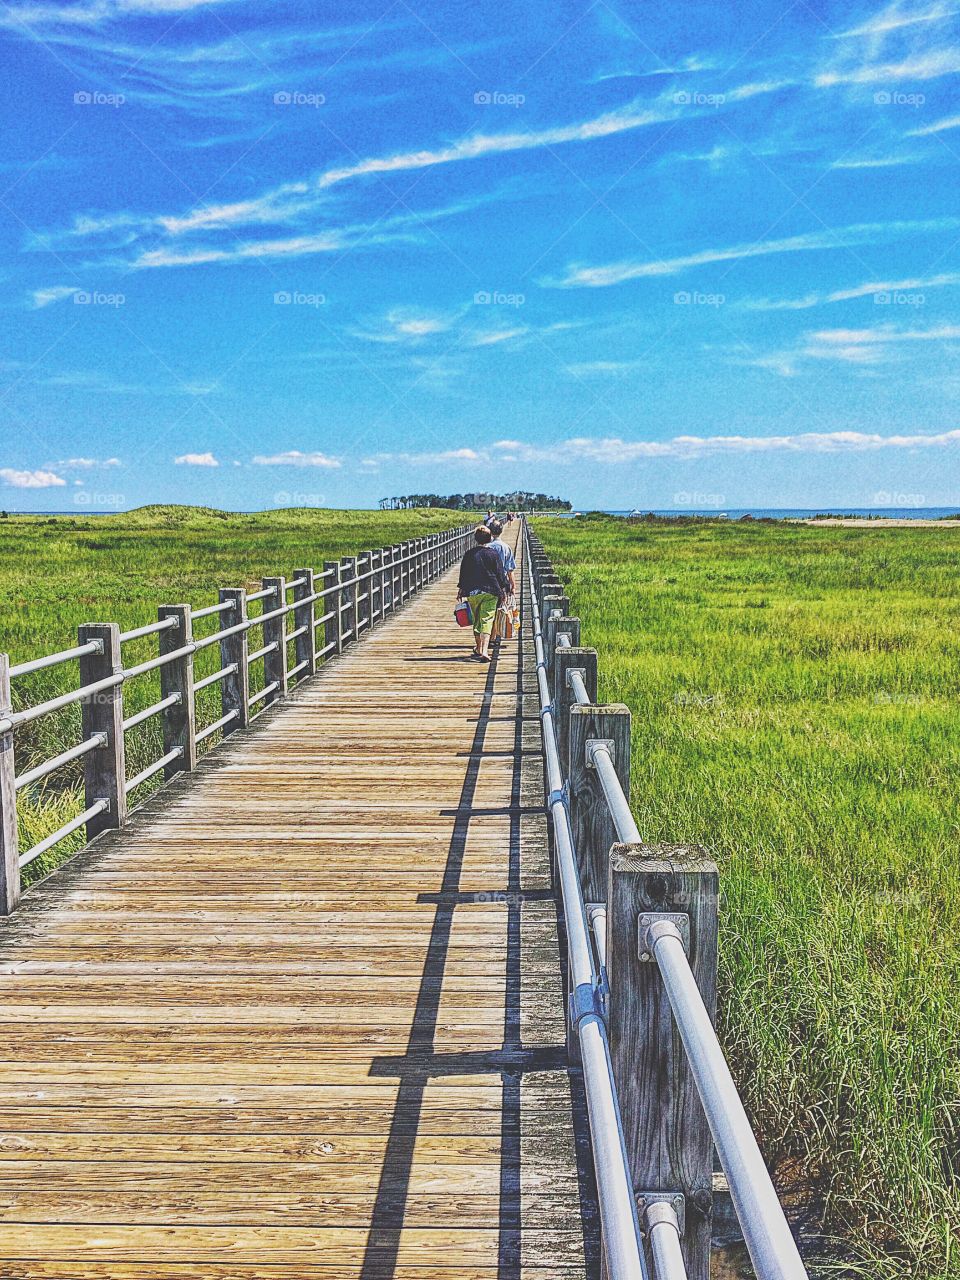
[174,452,219,467]
[251,451,341,468]
[0,467,67,488]
[361,448,485,468]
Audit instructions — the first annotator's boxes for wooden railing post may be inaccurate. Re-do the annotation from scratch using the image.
[343,557,360,644]
[0,655,20,915]
[401,543,410,602]
[607,843,718,1280]
[292,568,317,676]
[567,702,631,904]
[553,616,581,696]
[219,587,249,734]
[323,562,342,655]
[370,550,382,627]
[261,576,288,706]
[158,605,196,778]
[554,644,596,767]
[78,623,127,839]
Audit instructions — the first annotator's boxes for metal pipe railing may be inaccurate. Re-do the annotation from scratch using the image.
[643,920,807,1280]
[588,742,642,844]
[527,527,647,1280]
[645,1203,688,1280]
[529,520,808,1280]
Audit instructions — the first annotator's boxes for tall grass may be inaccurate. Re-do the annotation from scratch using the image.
[535,514,960,1279]
[1,505,469,882]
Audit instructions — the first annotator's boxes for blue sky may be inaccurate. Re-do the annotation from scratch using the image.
[1,0,959,511]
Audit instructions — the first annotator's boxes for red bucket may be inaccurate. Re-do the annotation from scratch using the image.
[454,601,473,628]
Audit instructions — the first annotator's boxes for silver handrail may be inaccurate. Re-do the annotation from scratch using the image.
[526,528,647,1280]
[528,525,809,1280]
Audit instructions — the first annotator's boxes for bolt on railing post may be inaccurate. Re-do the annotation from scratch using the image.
[0,655,20,915]
[78,622,127,839]
[219,588,249,734]
[261,576,288,706]
[607,843,718,1280]
[292,568,317,676]
[554,645,597,766]
[568,703,632,905]
[158,605,196,778]
[341,557,358,645]
[323,562,342,655]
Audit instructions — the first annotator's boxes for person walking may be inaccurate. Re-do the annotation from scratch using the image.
[487,520,516,595]
[457,524,509,662]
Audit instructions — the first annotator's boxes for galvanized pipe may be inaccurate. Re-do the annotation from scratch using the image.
[644,920,808,1280]
[588,742,641,844]
[15,732,107,792]
[527,527,647,1280]
[645,1202,688,1280]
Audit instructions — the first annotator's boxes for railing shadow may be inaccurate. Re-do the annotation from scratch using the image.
[361,563,600,1277]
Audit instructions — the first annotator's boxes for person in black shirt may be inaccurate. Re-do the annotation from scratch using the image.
[457,524,509,662]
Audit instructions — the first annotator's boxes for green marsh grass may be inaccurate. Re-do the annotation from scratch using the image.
[535,514,960,1279]
[1,505,468,883]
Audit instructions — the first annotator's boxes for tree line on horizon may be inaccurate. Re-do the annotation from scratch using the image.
[378,491,572,511]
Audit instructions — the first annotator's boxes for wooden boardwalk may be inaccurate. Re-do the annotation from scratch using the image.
[0,526,598,1277]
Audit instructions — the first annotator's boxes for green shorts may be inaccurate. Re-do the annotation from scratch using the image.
[469,592,498,636]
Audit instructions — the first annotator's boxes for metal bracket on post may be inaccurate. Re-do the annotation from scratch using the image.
[585,738,615,769]
[568,980,606,1031]
[638,912,690,961]
[566,666,587,689]
[638,1192,686,1237]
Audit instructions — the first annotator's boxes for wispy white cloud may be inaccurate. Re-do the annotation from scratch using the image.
[50,456,122,468]
[1,0,235,24]
[174,452,219,467]
[30,285,80,308]
[354,308,456,344]
[742,270,960,310]
[251,450,341,468]
[908,112,960,135]
[317,96,678,190]
[470,327,528,347]
[832,3,958,40]
[0,467,67,489]
[547,217,960,288]
[362,448,485,469]
[738,322,960,375]
[363,430,960,468]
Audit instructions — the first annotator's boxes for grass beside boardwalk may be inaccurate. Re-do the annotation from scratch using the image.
[1,505,468,881]
[535,513,960,1279]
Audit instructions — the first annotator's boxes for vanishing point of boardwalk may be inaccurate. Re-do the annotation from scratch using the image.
[0,524,598,1277]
